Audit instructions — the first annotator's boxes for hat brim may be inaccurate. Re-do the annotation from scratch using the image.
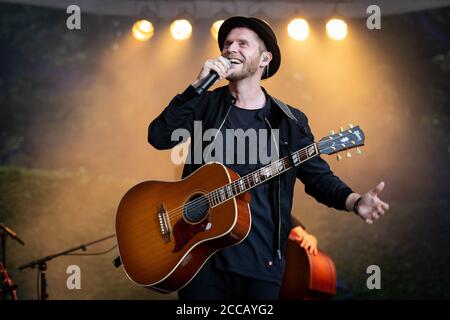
[218,16,281,79]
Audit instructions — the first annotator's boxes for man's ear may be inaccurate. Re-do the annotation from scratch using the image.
[261,52,272,65]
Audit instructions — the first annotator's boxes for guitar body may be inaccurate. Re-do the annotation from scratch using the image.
[115,162,251,293]
[279,240,336,300]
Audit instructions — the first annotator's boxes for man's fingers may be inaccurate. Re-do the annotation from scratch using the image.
[365,218,373,224]
[371,181,385,196]
[218,56,231,68]
[381,201,390,212]
[207,60,226,78]
[213,61,227,78]
[305,243,313,254]
[375,204,382,215]
[209,64,224,78]
[289,233,302,241]
[217,57,232,77]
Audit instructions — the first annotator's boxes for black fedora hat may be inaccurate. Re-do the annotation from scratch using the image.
[218,16,281,79]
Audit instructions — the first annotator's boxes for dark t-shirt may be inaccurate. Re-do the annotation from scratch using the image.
[211,97,285,284]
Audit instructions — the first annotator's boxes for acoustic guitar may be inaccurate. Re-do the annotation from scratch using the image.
[115,125,364,293]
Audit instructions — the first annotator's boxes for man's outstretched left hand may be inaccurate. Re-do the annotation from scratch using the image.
[352,181,390,224]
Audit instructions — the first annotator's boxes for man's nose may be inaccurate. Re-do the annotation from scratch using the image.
[225,41,239,53]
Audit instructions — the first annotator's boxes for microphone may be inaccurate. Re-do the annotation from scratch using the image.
[194,58,230,95]
[0,223,25,245]
[194,70,219,95]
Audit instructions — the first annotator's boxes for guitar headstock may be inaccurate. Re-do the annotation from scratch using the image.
[317,124,365,160]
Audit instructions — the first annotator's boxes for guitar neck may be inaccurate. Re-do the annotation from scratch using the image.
[208,143,319,207]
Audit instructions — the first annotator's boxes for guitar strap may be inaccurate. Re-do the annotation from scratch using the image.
[270,96,298,123]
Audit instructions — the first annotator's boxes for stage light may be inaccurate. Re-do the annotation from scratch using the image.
[170,19,192,41]
[287,18,310,41]
[211,20,224,40]
[132,19,154,41]
[326,18,347,40]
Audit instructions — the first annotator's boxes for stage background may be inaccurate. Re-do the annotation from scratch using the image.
[0,1,449,299]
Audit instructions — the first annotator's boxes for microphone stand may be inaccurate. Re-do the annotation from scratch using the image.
[0,223,25,269]
[18,234,116,300]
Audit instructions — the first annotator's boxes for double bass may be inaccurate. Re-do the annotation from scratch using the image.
[280,240,336,300]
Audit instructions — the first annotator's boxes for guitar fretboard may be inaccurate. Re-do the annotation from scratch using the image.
[208,143,318,207]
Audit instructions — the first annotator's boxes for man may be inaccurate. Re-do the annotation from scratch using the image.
[148,16,389,300]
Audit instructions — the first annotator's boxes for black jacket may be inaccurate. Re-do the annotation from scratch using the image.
[148,85,353,260]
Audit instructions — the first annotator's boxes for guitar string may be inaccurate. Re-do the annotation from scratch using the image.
[166,129,359,218]
[164,148,309,221]
[159,131,360,221]
[163,131,359,221]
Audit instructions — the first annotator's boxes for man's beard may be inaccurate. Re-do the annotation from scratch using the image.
[226,56,260,82]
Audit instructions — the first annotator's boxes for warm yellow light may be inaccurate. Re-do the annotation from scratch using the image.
[287,18,310,41]
[210,20,224,40]
[326,18,348,41]
[131,19,154,41]
[170,19,192,41]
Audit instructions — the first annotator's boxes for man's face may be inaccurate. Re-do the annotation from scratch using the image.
[221,27,265,81]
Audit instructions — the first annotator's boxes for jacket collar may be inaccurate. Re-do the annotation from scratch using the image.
[219,85,299,123]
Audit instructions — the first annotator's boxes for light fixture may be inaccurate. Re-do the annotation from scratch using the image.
[210,20,224,40]
[287,18,310,41]
[131,19,154,41]
[170,19,192,41]
[326,18,348,41]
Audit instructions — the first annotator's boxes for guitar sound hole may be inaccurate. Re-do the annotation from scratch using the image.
[183,193,209,223]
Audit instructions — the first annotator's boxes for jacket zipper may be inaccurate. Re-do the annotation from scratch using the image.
[265,117,282,261]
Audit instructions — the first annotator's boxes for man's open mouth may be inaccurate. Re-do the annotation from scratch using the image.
[228,58,243,64]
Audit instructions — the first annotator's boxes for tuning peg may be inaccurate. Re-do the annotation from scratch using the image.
[329,130,335,139]
[356,147,362,155]
[349,123,354,129]
[336,153,342,161]
[339,127,344,133]
[346,150,352,158]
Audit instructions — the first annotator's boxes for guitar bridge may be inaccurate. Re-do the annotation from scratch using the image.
[157,204,171,243]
